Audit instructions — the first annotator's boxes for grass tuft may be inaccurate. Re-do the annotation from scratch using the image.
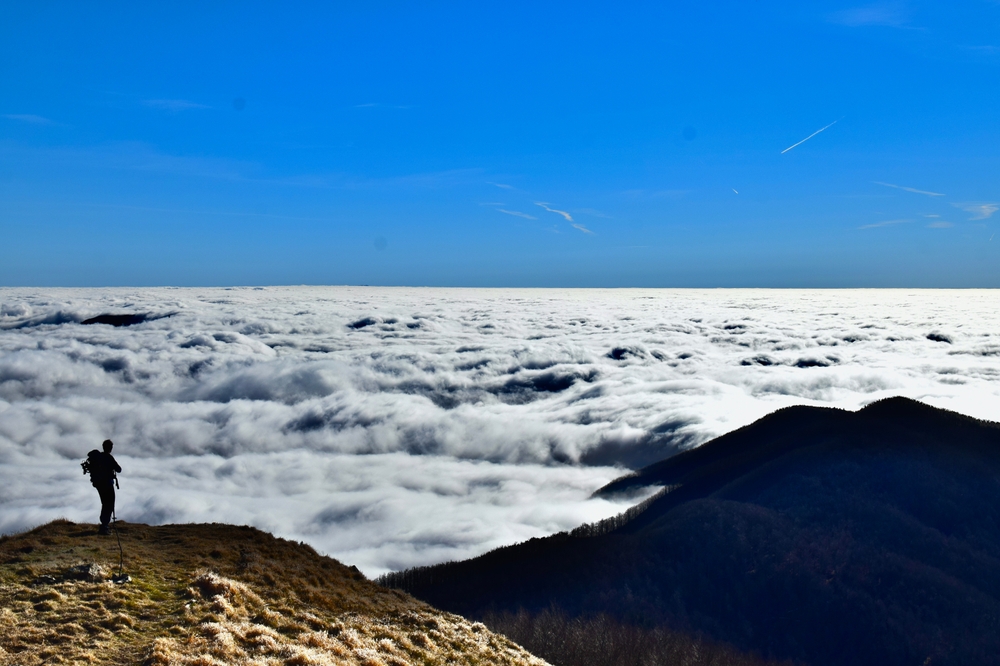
[0,521,550,666]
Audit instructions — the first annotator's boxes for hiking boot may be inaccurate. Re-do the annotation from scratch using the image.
[98,525,111,535]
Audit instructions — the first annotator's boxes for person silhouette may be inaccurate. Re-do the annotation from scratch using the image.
[87,439,122,535]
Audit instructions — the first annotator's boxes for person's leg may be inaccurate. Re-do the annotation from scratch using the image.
[97,484,116,531]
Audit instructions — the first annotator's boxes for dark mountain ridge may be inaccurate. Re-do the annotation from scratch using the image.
[381,397,1000,666]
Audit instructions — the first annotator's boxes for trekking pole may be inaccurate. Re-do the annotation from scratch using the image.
[111,509,130,584]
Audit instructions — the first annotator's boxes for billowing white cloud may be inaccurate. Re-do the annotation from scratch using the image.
[2,287,1000,575]
[954,202,999,220]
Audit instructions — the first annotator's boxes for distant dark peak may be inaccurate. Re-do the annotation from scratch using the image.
[608,346,644,361]
[754,402,844,422]
[741,355,776,366]
[739,355,838,368]
[926,332,953,343]
[597,397,999,498]
[348,317,378,329]
[3,311,78,329]
[500,373,575,395]
[857,395,960,423]
[794,356,838,368]
[859,395,923,411]
[456,358,491,371]
[510,359,559,373]
[493,370,598,403]
[100,357,129,373]
[80,312,174,327]
[347,316,409,331]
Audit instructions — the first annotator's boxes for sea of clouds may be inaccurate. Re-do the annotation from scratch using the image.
[1,287,999,574]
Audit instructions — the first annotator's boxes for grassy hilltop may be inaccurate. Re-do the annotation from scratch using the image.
[0,520,548,666]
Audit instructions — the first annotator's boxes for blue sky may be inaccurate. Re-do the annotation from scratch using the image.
[2,2,999,287]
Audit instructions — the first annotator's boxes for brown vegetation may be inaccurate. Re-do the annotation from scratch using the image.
[0,520,548,666]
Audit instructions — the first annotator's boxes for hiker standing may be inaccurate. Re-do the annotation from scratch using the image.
[83,439,122,535]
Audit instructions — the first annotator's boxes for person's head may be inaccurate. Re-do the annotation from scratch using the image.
[102,439,113,453]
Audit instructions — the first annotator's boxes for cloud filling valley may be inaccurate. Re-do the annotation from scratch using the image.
[1,287,998,574]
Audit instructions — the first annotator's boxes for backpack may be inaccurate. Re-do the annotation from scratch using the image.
[81,449,114,486]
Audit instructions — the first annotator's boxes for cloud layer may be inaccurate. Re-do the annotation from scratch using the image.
[2,287,999,574]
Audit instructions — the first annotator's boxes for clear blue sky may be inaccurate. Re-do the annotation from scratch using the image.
[2,2,998,287]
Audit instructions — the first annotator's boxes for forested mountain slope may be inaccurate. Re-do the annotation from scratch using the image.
[382,398,1000,666]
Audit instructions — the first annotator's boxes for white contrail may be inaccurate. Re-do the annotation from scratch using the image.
[496,209,537,220]
[873,181,945,197]
[535,202,573,222]
[732,188,739,194]
[781,118,841,154]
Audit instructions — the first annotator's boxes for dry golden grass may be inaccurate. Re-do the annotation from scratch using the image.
[0,520,549,666]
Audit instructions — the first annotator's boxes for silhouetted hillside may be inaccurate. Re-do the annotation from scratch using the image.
[381,398,1000,666]
[479,608,794,666]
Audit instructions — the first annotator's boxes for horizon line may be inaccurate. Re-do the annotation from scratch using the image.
[1,284,997,290]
